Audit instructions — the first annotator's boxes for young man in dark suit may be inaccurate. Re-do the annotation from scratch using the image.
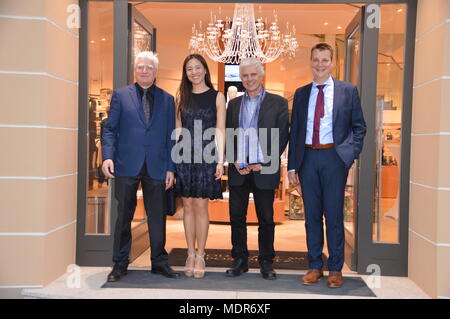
[288,43,366,288]
[102,51,180,282]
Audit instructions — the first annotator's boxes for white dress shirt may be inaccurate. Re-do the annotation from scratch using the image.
[305,76,334,145]
[288,76,334,173]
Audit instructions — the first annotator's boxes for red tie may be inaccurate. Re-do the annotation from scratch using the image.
[312,84,326,148]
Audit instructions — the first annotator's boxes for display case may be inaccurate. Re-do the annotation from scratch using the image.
[381,125,401,199]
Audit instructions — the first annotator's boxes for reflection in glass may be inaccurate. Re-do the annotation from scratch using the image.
[86,1,114,235]
[373,4,406,243]
[129,13,155,232]
[344,25,360,237]
[133,21,152,59]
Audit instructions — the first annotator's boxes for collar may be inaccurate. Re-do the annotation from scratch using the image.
[135,82,156,94]
[312,76,333,89]
[244,85,264,100]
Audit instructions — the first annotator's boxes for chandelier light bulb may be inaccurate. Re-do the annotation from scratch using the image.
[189,4,298,63]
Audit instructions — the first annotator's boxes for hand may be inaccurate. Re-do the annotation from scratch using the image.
[288,171,299,186]
[102,159,115,179]
[165,171,174,190]
[248,164,262,172]
[294,183,301,195]
[234,162,251,175]
[215,163,224,180]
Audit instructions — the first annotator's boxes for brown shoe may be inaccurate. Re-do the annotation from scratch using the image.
[302,269,324,285]
[327,271,343,288]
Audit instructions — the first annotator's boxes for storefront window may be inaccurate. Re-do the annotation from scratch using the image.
[86,1,114,235]
[373,4,406,243]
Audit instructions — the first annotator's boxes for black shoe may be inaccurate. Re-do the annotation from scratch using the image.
[107,267,128,282]
[151,264,181,279]
[225,258,249,277]
[260,260,276,280]
[260,266,276,280]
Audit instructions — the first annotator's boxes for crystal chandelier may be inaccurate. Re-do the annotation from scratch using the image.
[189,4,299,64]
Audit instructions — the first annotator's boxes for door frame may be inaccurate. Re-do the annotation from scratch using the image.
[77,0,417,276]
[77,0,117,266]
[356,0,417,276]
[343,8,364,271]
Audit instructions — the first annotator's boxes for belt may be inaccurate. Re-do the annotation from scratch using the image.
[305,143,334,150]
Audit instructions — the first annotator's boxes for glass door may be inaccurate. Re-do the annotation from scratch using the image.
[77,1,156,266]
[355,3,414,276]
[77,0,115,266]
[343,3,413,276]
[126,4,157,262]
[128,5,156,83]
[343,8,364,271]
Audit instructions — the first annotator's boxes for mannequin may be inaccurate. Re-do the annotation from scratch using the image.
[226,85,238,108]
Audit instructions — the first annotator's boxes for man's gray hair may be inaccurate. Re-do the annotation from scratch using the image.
[135,51,159,69]
[239,58,265,77]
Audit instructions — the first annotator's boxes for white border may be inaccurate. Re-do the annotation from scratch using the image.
[0,172,78,181]
[409,228,450,247]
[0,14,79,39]
[0,220,77,237]
[0,124,78,131]
[410,181,450,191]
[0,70,78,86]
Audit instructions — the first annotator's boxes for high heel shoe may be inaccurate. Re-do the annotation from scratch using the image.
[194,253,206,279]
[184,252,196,277]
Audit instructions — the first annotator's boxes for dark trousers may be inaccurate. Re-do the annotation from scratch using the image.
[229,172,276,264]
[299,148,349,272]
[112,163,168,269]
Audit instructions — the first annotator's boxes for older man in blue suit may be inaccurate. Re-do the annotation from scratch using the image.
[288,43,366,288]
[102,51,179,282]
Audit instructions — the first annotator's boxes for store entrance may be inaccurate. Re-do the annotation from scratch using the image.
[127,2,364,271]
[77,0,414,277]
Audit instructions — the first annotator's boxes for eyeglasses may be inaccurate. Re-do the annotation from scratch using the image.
[136,64,156,71]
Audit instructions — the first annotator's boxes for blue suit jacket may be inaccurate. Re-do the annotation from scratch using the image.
[101,84,175,180]
[288,78,366,172]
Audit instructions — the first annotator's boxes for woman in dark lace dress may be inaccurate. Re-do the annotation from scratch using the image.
[175,54,226,278]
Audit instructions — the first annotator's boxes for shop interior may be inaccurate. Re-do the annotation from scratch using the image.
[84,1,406,269]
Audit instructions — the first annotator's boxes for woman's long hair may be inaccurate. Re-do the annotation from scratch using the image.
[176,54,214,119]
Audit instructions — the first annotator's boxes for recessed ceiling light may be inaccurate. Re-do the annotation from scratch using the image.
[337,26,343,30]
[324,22,329,26]
[101,37,106,41]
[90,40,95,44]
[397,8,403,13]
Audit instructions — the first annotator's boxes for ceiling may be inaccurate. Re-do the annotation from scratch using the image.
[134,2,361,41]
[87,2,408,97]
[88,2,407,53]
